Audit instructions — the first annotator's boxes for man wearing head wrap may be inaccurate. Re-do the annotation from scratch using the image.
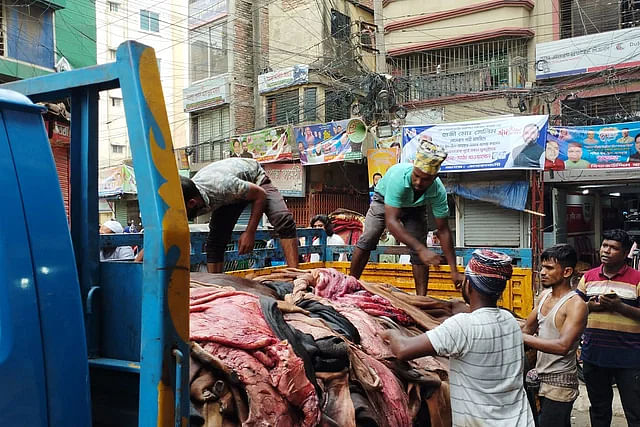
[381,249,535,426]
[350,139,463,295]
[99,220,135,261]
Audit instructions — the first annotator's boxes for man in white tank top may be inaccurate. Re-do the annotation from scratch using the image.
[522,244,588,427]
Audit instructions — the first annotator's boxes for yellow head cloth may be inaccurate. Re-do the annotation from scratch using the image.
[414,139,448,175]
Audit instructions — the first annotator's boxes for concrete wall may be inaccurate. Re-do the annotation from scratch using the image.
[384,6,532,47]
[268,0,375,72]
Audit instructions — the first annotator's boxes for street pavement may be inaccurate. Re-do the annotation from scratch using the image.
[570,383,627,426]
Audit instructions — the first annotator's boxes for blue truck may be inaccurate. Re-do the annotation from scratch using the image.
[0,41,191,426]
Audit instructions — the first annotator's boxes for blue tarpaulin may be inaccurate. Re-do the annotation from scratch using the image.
[446,181,529,212]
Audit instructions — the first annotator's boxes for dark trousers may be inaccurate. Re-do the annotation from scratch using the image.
[538,397,573,427]
[206,181,296,263]
[583,361,640,427]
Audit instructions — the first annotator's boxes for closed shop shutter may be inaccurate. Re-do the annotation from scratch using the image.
[126,200,140,225]
[52,145,70,217]
[115,200,128,226]
[463,199,521,247]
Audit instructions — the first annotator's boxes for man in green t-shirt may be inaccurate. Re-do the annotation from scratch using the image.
[350,140,463,295]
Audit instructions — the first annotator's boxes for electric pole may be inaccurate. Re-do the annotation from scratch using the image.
[374,0,387,73]
[253,0,264,128]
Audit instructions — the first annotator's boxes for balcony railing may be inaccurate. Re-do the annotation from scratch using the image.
[397,64,525,103]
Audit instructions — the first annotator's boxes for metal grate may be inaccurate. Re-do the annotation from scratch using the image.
[391,38,529,102]
[560,0,640,39]
[190,106,230,163]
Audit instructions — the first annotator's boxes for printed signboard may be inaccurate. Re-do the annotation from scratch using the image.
[402,115,549,172]
[536,27,640,79]
[263,162,306,197]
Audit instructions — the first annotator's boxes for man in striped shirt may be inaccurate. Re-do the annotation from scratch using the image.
[381,249,534,426]
[576,229,640,426]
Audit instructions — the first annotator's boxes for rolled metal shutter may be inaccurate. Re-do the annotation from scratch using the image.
[52,145,70,217]
[463,199,521,247]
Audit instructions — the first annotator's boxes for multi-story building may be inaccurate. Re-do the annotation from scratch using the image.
[0,1,96,216]
[96,0,188,224]
[0,0,96,80]
[534,1,640,255]
[381,0,548,252]
[185,0,376,167]
[96,0,188,169]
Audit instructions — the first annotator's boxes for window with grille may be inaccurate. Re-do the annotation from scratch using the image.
[111,144,124,154]
[325,90,350,122]
[140,10,160,32]
[190,107,230,163]
[266,89,300,126]
[360,22,376,51]
[561,92,640,125]
[109,2,120,13]
[303,88,317,122]
[111,97,122,107]
[391,38,529,102]
[108,49,116,61]
[189,20,228,83]
[560,0,640,38]
[331,10,351,41]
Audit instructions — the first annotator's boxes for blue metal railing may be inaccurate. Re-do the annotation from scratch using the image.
[100,228,533,269]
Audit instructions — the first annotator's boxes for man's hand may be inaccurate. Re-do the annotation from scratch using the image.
[450,270,465,288]
[379,329,406,358]
[418,247,441,266]
[588,296,607,312]
[599,294,623,312]
[237,231,255,255]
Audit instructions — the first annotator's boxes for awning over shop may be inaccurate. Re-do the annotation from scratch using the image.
[446,180,529,212]
[98,164,137,198]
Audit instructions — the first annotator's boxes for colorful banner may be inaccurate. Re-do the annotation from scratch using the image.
[546,121,640,170]
[98,164,137,198]
[229,126,293,163]
[402,115,549,172]
[263,162,306,197]
[293,120,365,165]
[367,148,399,192]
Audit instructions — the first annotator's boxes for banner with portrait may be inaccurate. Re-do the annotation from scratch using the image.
[366,148,399,192]
[401,115,549,172]
[545,122,640,170]
[228,126,293,163]
[293,119,365,165]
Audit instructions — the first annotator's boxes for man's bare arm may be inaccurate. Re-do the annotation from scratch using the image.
[523,297,587,356]
[521,298,539,336]
[379,329,436,361]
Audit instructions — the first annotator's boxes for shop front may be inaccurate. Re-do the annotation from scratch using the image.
[545,167,640,270]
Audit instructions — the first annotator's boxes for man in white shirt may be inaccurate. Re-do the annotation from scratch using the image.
[99,220,135,261]
[382,249,534,426]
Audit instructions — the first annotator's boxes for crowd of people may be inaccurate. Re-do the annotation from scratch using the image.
[97,142,640,425]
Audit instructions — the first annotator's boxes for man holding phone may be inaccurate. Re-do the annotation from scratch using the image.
[576,229,640,426]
